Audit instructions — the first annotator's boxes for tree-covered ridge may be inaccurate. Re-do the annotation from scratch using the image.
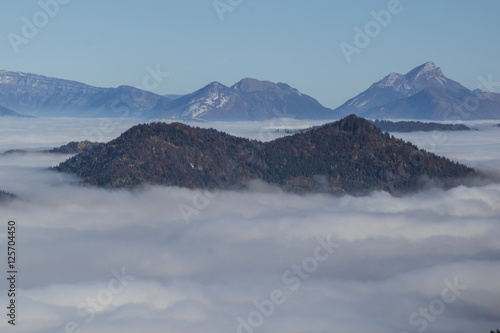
[282,119,472,135]
[370,119,471,132]
[55,115,476,194]
[45,141,103,154]
[262,116,474,193]
[56,122,265,189]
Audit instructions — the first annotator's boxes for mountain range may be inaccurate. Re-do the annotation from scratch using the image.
[151,78,336,120]
[55,115,476,195]
[0,71,337,120]
[334,61,500,120]
[0,70,170,117]
[2,62,499,120]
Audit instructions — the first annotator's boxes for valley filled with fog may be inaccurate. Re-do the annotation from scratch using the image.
[0,117,499,333]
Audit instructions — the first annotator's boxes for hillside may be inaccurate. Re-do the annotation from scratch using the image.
[260,116,475,193]
[55,123,263,189]
[55,115,476,194]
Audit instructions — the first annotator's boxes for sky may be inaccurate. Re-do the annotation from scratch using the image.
[0,118,499,333]
[1,0,500,109]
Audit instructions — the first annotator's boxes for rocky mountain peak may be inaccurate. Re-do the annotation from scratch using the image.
[404,61,445,83]
[232,78,279,93]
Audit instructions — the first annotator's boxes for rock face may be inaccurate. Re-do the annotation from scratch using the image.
[0,71,171,117]
[151,78,339,121]
[334,61,500,120]
[55,115,476,194]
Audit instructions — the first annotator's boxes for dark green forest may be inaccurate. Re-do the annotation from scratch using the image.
[45,140,103,154]
[370,119,471,132]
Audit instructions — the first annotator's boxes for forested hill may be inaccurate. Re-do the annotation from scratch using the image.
[55,115,476,194]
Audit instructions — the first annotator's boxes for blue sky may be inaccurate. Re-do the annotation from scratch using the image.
[1,0,499,108]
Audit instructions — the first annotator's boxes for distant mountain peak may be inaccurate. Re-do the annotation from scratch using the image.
[423,61,437,70]
[231,78,279,93]
[201,81,233,96]
[372,61,445,90]
[410,61,438,73]
[157,78,336,121]
[404,61,445,83]
[333,61,490,119]
[207,81,226,89]
[231,78,301,95]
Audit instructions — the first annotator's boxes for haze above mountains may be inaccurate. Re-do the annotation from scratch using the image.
[1,61,499,120]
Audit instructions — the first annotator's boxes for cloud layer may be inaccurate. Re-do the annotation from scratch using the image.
[0,118,499,333]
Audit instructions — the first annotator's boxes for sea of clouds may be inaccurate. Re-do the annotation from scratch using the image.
[0,117,499,333]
